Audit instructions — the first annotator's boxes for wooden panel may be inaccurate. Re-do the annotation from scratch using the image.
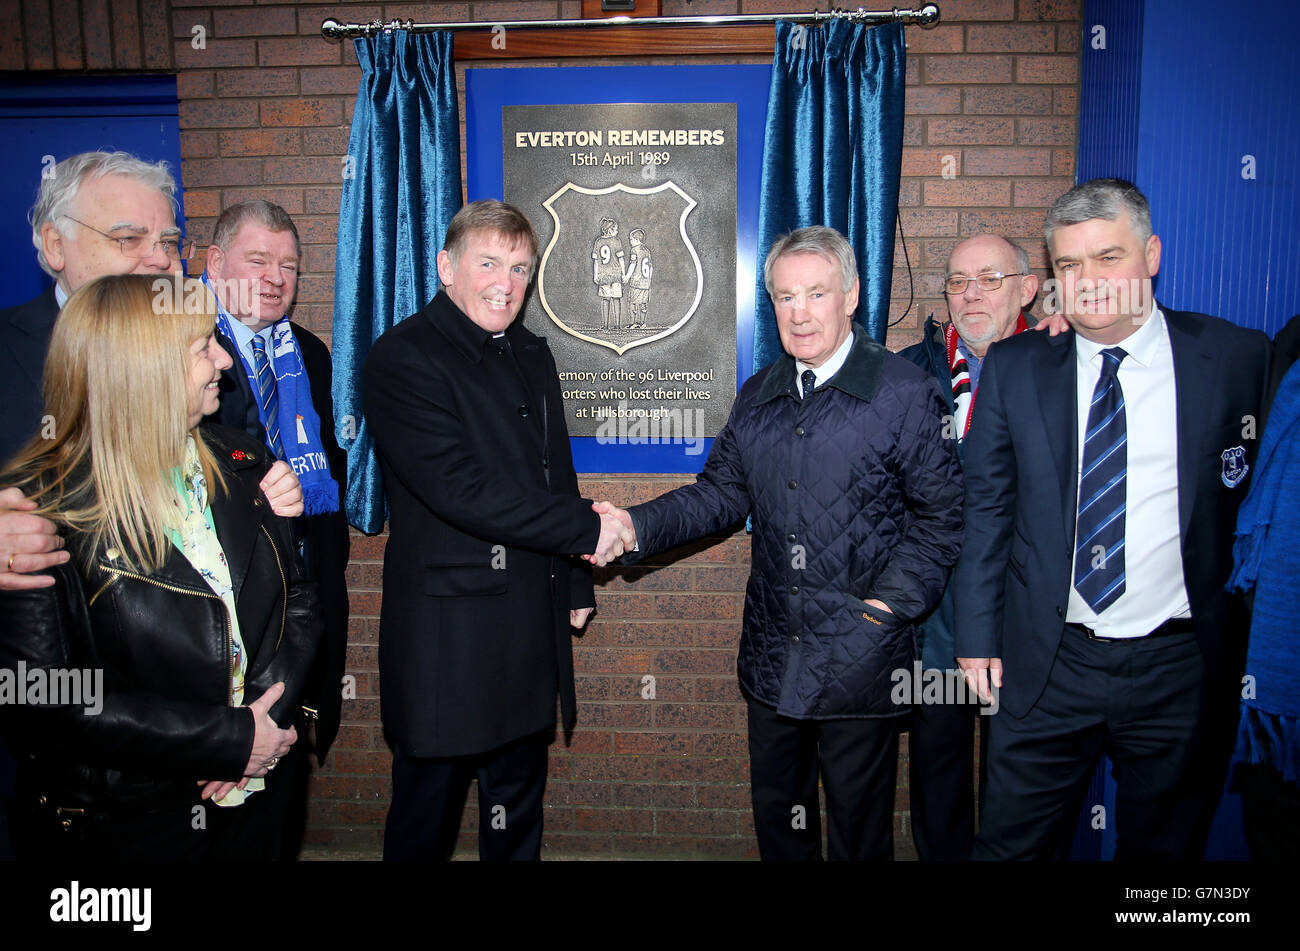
[454,24,773,59]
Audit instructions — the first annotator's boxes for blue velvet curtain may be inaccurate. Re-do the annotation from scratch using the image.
[332,31,463,534]
[753,19,906,369]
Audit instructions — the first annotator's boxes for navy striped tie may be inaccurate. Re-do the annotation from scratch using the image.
[1074,347,1128,613]
[251,335,285,461]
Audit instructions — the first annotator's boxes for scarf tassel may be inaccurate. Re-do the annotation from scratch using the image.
[1226,520,1269,594]
[1233,705,1300,785]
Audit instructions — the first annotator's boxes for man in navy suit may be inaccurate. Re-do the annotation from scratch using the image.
[954,179,1270,860]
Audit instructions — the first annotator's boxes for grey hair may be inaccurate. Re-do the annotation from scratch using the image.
[29,151,178,278]
[764,226,857,297]
[1044,178,1153,248]
[1010,241,1031,275]
[211,199,300,254]
[947,235,1031,277]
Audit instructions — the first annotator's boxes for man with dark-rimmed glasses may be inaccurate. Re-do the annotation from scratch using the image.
[899,233,1039,860]
[1,151,192,465]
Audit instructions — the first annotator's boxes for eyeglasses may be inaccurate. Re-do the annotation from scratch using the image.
[944,271,1029,295]
[63,215,194,263]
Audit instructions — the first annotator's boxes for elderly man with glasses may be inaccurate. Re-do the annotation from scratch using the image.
[898,234,1039,860]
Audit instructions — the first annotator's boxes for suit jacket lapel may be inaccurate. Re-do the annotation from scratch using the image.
[1165,307,1215,540]
[8,288,59,393]
[215,331,263,438]
[1033,331,1079,545]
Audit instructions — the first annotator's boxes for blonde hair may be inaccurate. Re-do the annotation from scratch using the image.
[2,274,228,573]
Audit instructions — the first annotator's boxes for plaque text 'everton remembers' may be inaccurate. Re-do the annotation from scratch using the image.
[504,103,738,445]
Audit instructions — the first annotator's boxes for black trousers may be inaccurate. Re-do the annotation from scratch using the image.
[909,693,989,860]
[15,784,277,861]
[260,741,310,860]
[974,626,1208,860]
[384,731,550,861]
[745,695,900,861]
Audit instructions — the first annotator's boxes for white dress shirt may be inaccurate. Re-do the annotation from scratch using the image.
[796,330,854,396]
[1067,306,1191,637]
[223,309,276,375]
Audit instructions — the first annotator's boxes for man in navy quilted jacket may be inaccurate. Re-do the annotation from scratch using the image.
[602,226,963,860]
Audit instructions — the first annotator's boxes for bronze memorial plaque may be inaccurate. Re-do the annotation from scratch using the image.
[504,102,738,448]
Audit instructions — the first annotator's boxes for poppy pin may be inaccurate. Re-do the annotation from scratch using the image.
[232,450,247,460]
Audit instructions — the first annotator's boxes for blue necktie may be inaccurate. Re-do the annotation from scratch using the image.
[250,335,285,461]
[800,369,816,399]
[1074,347,1128,613]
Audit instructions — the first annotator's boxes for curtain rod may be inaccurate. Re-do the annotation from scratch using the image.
[320,6,941,40]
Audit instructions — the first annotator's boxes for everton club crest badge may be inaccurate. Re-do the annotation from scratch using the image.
[1220,445,1248,488]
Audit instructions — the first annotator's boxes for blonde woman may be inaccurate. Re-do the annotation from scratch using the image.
[0,274,321,860]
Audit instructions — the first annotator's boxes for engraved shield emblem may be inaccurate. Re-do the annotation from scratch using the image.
[537,181,703,357]
[1220,445,1248,488]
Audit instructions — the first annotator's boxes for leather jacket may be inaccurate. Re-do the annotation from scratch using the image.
[0,425,322,816]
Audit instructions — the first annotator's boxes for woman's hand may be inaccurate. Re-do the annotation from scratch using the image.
[243,681,298,777]
[198,776,250,802]
[260,462,303,518]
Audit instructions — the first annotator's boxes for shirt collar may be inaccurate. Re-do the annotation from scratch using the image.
[755,324,888,406]
[796,329,855,388]
[54,283,68,310]
[955,334,980,368]
[1074,303,1166,368]
[429,289,510,364]
[222,304,274,351]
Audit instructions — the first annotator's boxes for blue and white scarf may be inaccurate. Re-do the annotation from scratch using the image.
[203,274,339,516]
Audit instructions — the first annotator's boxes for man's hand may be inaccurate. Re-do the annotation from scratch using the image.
[957,656,1003,704]
[0,487,69,591]
[260,461,303,518]
[1030,313,1071,336]
[862,598,893,615]
[570,607,594,629]
[585,501,636,566]
[243,682,298,777]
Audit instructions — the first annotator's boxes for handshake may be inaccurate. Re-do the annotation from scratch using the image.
[584,501,637,567]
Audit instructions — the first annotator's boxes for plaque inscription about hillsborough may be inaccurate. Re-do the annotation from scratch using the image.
[504,102,738,445]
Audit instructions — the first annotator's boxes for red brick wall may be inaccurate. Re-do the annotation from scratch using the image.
[3,0,1081,859]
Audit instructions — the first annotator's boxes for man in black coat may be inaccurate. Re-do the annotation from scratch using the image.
[202,200,350,859]
[362,200,632,861]
[954,179,1271,859]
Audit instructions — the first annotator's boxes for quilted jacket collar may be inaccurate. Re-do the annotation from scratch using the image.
[752,324,887,406]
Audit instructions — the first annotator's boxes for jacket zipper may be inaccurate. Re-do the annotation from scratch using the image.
[259,525,287,650]
[97,564,236,706]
